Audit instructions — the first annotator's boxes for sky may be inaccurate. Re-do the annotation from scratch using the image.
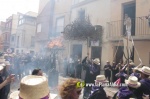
[0,0,39,21]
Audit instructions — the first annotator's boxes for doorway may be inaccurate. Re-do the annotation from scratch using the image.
[91,47,101,60]
[72,44,82,59]
[123,2,136,36]
[115,46,124,64]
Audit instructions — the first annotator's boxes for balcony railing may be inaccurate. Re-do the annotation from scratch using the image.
[107,16,150,40]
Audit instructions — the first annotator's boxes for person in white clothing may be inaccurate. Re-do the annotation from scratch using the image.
[124,14,132,36]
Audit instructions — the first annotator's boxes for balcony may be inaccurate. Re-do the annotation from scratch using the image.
[107,16,150,41]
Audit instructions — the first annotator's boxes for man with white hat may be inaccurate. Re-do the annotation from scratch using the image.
[135,66,150,97]
[116,76,141,99]
[88,75,109,99]
[9,75,57,99]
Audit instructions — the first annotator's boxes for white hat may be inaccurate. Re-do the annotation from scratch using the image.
[0,65,4,71]
[93,58,100,65]
[138,66,150,76]
[1,63,6,67]
[5,61,10,65]
[4,54,8,57]
[0,59,5,63]
[9,75,58,99]
[9,91,58,99]
[106,61,110,63]
[95,75,108,82]
[129,62,134,66]
[125,76,141,88]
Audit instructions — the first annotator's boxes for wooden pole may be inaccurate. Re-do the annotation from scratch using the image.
[87,37,90,57]
[127,35,129,76]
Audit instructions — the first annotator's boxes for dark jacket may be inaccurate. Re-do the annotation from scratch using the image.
[117,87,137,99]
[89,86,108,99]
[104,65,111,76]
[0,75,5,99]
[136,79,150,96]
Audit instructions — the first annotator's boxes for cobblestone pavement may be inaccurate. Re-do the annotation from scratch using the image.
[10,75,118,99]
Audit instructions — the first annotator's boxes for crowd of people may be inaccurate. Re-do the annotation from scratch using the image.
[0,51,150,99]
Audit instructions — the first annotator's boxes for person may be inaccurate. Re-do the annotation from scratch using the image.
[125,62,135,75]
[134,66,150,98]
[32,68,43,76]
[124,14,132,36]
[82,56,92,98]
[69,56,75,77]
[59,78,82,99]
[91,58,100,81]
[130,67,141,81]
[145,9,150,27]
[76,60,82,79]
[104,61,111,84]
[0,65,15,99]
[115,69,127,86]
[88,75,110,99]
[9,75,58,99]
[116,76,141,99]
[63,58,68,77]
[111,62,118,82]
[2,61,12,99]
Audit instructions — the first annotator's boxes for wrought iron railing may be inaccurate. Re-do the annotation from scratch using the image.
[107,16,150,39]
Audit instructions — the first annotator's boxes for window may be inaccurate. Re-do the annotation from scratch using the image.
[78,9,85,20]
[11,36,15,42]
[72,0,85,5]
[55,17,64,36]
[19,15,23,19]
[25,18,36,25]
[37,24,41,33]
[18,19,25,25]
[17,36,20,47]
[31,36,35,47]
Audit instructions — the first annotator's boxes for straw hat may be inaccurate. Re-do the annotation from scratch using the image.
[9,91,58,99]
[0,59,5,63]
[95,75,108,82]
[137,66,150,76]
[0,65,4,71]
[93,58,100,65]
[106,61,110,63]
[125,76,141,88]
[9,75,57,99]
[4,54,8,57]
[0,63,6,67]
[129,62,134,66]
[5,61,10,65]
[132,67,139,72]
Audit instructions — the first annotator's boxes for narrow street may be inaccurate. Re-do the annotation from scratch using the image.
[10,74,118,99]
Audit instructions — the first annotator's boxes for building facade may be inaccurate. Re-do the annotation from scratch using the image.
[36,0,150,71]
[107,0,150,66]
[0,21,6,51]
[0,16,15,52]
[35,0,55,53]
[15,12,37,54]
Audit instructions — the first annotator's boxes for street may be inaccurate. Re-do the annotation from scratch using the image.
[9,74,118,99]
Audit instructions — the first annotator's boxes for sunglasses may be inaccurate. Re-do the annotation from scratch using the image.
[76,90,82,95]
